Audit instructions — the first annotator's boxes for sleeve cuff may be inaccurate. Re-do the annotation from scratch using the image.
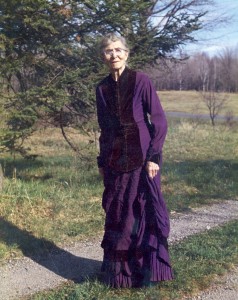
[146,152,160,165]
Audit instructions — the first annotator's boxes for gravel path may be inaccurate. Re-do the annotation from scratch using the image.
[0,200,238,300]
[189,267,238,300]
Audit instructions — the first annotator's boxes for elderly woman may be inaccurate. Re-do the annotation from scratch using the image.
[96,33,173,288]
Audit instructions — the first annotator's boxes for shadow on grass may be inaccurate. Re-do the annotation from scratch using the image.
[0,158,44,176]
[0,217,102,283]
[0,156,101,183]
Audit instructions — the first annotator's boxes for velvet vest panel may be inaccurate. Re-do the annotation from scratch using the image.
[101,69,144,172]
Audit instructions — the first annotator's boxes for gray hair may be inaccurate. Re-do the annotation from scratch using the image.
[99,33,130,54]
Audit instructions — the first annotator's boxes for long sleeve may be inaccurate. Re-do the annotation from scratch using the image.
[143,77,167,165]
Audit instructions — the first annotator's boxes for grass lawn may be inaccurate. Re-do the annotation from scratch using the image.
[162,119,238,211]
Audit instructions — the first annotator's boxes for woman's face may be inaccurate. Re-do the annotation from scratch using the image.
[103,40,128,72]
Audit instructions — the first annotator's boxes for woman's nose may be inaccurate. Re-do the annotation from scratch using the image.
[111,51,117,58]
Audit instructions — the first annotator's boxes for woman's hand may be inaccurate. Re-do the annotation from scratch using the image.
[99,167,104,178]
[145,161,159,179]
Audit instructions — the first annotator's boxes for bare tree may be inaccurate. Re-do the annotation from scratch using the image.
[218,47,238,92]
[200,91,228,126]
[196,53,210,91]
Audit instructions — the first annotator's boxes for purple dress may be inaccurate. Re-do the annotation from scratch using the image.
[96,67,173,288]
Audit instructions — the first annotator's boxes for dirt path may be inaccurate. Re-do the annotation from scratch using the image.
[0,200,238,300]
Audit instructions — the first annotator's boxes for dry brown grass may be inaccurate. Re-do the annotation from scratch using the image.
[159,90,238,116]
[25,127,92,156]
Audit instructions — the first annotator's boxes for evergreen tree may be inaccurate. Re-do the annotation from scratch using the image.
[0,0,213,155]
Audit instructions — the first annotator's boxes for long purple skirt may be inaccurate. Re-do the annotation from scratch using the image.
[101,166,173,288]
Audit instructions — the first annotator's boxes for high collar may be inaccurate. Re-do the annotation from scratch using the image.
[109,67,129,84]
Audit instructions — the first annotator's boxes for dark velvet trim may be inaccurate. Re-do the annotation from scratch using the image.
[100,68,144,172]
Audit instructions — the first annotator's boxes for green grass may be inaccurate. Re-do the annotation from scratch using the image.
[162,119,238,211]
[0,128,105,260]
[27,220,238,300]
[0,120,237,261]
[0,154,104,258]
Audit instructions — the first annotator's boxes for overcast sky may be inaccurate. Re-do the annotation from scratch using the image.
[185,0,238,56]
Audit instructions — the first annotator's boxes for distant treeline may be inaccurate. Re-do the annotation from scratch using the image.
[148,48,238,93]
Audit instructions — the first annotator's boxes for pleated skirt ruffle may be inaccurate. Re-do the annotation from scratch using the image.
[101,167,173,288]
[101,248,173,288]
